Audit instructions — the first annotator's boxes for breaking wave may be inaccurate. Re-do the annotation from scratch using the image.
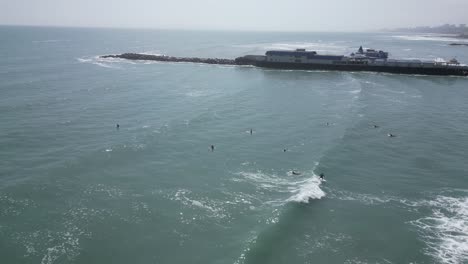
[331,190,468,263]
[235,169,325,204]
[76,56,123,69]
[286,176,325,203]
[409,195,468,264]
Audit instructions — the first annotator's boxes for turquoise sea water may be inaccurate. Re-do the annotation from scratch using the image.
[1,26,468,264]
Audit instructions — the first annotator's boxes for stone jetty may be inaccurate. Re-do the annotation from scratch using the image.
[101,53,254,65]
[449,43,468,46]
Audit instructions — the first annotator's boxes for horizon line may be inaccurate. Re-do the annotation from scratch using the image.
[0,23,386,34]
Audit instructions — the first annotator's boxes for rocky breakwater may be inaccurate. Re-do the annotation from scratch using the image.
[449,43,468,46]
[100,53,255,66]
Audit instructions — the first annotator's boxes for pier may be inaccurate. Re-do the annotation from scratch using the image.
[101,51,468,76]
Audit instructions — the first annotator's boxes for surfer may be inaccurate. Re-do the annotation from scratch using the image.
[387,133,396,137]
[319,173,324,180]
[210,145,215,152]
[283,149,287,152]
[373,124,379,128]
[250,129,253,135]
[116,124,120,129]
[292,170,301,176]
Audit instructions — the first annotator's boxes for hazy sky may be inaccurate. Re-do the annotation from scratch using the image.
[1,0,467,31]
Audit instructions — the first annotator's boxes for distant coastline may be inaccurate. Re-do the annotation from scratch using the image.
[384,24,468,40]
[437,34,468,39]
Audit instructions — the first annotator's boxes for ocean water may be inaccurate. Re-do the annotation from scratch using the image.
[1,26,468,264]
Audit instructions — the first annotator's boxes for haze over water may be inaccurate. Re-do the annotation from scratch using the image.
[1,26,468,264]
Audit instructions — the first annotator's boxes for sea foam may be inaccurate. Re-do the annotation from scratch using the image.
[410,195,468,264]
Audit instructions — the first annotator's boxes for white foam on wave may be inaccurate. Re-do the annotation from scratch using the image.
[329,189,393,205]
[236,170,304,191]
[40,231,82,264]
[170,189,229,221]
[286,176,325,203]
[235,169,325,204]
[327,188,467,263]
[190,200,217,212]
[76,56,122,69]
[76,58,92,63]
[92,62,119,69]
[410,195,468,264]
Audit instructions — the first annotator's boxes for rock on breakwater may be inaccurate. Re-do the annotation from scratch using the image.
[101,53,254,66]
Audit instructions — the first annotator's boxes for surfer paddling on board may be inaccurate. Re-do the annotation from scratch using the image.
[291,170,301,176]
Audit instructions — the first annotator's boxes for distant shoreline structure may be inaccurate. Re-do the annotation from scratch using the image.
[384,24,468,39]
